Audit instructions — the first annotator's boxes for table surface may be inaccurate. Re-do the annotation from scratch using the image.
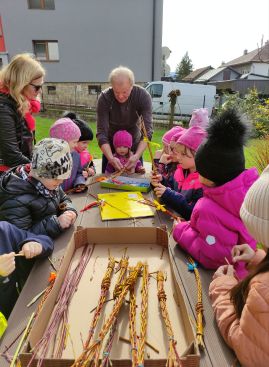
[0,174,237,367]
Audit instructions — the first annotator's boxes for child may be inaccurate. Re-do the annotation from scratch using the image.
[105,130,145,174]
[152,123,207,220]
[0,138,77,239]
[63,111,96,178]
[50,117,86,191]
[173,108,259,278]
[0,221,53,319]
[209,164,269,367]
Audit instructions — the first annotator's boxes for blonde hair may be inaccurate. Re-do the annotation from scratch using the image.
[0,53,45,116]
[109,65,135,86]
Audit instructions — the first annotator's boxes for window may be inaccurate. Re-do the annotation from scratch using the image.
[47,86,56,95]
[146,84,163,98]
[28,0,55,9]
[88,85,101,95]
[33,41,59,61]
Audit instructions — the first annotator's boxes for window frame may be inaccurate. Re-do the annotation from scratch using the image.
[33,40,59,62]
[88,85,101,95]
[28,0,55,10]
[47,85,56,95]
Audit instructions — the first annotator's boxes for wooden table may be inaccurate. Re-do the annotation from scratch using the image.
[0,175,237,366]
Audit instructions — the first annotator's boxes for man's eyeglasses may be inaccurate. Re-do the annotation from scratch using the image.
[29,83,43,92]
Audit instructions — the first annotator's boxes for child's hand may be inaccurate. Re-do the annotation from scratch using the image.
[150,173,162,186]
[87,168,95,177]
[212,265,235,279]
[58,211,76,229]
[82,170,89,178]
[232,244,255,263]
[172,217,181,230]
[20,242,42,259]
[0,253,15,277]
[154,183,166,198]
[159,153,172,165]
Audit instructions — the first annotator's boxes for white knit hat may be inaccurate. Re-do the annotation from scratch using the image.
[240,165,269,247]
[31,138,72,179]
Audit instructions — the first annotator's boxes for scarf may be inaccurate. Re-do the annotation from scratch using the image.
[0,86,41,131]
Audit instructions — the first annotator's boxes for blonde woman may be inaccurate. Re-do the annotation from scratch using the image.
[0,53,45,172]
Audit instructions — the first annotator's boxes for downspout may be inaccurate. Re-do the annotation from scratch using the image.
[151,0,156,81]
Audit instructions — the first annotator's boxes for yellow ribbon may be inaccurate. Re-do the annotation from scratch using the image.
[143,137,160,148]
[0,311,7,339]
[153,200,166,212]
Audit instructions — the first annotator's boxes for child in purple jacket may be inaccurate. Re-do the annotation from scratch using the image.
[173,108,259,279]
[105,130,145,174]
[50,117,86,192]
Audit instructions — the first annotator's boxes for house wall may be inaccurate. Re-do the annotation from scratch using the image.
[1,0,163,82]
[250,63,269,76]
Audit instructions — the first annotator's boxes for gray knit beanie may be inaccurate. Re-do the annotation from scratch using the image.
[240,165,269,247]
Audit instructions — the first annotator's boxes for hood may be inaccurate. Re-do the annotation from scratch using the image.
[203,168,259,216]
[0,166,36,197]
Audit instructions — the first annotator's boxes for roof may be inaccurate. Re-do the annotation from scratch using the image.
[223,41,269,66]
[183,66,213,82]
[195,66,240,82]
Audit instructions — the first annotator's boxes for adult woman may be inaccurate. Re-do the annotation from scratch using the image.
[0,53,45,173]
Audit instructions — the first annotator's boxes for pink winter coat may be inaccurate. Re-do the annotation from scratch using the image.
[209,250,269,367]
[173,168,259,279]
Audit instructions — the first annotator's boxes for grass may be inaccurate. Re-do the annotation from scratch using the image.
[36,116,257,168]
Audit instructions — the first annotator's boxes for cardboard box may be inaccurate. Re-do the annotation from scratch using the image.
[100,176,151,192]
[20,227,200,367]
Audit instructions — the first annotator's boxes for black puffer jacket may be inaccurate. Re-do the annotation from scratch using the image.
[0,166,78,238]
[0,92,33,168]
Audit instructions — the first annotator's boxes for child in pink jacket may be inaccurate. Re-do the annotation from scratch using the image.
[209,164,269,367]
[173,108,258,279]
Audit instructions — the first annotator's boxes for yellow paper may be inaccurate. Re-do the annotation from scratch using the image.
[0,311,7,339]
[97,192,154,220]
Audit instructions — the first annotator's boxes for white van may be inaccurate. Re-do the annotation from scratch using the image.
[145,81,217,120]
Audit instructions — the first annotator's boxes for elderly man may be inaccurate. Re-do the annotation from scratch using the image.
[97,66,153,173]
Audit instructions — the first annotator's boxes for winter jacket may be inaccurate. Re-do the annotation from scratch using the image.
[61,151,86,191]
[154,159,177,189]
[0,165,77,238]
[105,152,143,174]
[0,221,54,318]
[173,168,259,278]
[209,250,269,367]
[0,92,33,169]
[161,165,203,220]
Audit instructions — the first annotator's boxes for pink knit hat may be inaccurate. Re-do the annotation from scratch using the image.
[170,129,186,144]
[176,126,207,152]
[50,118,81,142]
[162,126,185,145]
[113,130,132,149]
[189,108,209,129]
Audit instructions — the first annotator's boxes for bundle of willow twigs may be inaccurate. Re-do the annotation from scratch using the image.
[72,262,143,367]
[100,252,129,367]
[27,245,93,367]
[137,264,149,366]
[157,271,182,367]
[187,257,205,349]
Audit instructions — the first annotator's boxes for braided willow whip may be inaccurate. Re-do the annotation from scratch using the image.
[100,253,129,367]
[187,257,205,349]
[81,256,116,356]
[157,271,182,367]
[129,267,138,367]
[72,262,143,367]
[137,264,149,366]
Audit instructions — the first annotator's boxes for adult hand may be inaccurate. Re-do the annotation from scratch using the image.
[109,156,123,172]
[0,253,15,277]
[82,170,89,178]
[64,210,77,224]
[87,167,95,177]
[154,183,166,198]
[232,244,255,263]
[212,265,235,279]
[21,242,42,259]
[125,154,139,171]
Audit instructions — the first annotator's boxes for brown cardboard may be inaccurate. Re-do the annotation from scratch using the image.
[20,227,200,367]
